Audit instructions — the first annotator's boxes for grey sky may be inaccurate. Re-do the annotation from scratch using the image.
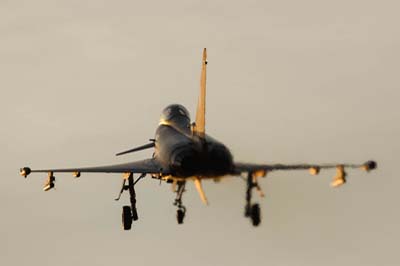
[1,1,399,265]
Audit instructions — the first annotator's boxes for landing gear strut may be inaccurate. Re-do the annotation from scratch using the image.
[173,181,186,224]
[116,173,145,230]
[244,172,262,226]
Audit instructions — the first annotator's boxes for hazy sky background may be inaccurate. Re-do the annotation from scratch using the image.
[1,1,399,265]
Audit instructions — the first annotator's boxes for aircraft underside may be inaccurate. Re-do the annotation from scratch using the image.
[116,170,265,228]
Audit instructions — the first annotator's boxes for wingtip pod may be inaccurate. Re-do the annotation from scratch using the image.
[20,167,31,178]
[362,160,377,172]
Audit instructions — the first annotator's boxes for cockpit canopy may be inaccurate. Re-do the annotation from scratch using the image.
[160,104,191,129]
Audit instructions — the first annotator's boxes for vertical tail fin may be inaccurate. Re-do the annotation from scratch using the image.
[194,48,207,137]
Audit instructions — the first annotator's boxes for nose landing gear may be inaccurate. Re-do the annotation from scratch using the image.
[173,181,187,224]
[244,172,263,227]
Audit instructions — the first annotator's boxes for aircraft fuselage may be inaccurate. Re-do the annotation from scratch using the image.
[155,124,234,178]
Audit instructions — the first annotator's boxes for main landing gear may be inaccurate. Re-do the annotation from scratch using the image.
[115,173,145,230]
[244,172,263,226]
[173,181,187,224]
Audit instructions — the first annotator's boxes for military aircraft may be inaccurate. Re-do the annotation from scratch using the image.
[20,48,377,230]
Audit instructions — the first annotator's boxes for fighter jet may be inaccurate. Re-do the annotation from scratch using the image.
[20,48,377,229]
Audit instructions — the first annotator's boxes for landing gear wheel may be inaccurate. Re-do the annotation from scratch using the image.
[250,204,261,227]
[177,208,185,224]
[174,181,187,225]
[122,205,132,230]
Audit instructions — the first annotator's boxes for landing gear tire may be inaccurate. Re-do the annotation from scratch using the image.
[122,205,132,230]
[177,208,185,224]
[250,204,261,227]
[174,181,186,225]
